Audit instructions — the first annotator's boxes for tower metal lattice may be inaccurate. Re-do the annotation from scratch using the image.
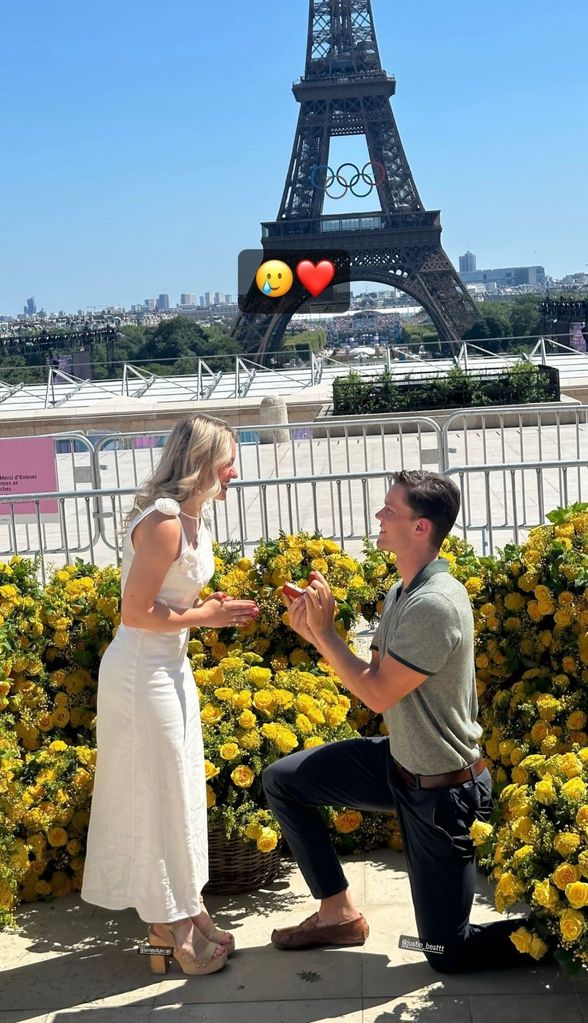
[232,0,478,357]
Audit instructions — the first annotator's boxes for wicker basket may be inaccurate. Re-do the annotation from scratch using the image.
[204,828,282,895]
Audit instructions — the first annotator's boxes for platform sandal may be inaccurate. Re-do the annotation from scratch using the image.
[147,922,228,976]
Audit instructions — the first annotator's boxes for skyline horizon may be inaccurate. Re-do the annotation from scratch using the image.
[1,0,586,316]
[5,267,562,321]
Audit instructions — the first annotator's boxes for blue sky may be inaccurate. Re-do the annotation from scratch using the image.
[0,0,586,314]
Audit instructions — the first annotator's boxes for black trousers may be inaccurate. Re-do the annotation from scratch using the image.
[263,737,528,973]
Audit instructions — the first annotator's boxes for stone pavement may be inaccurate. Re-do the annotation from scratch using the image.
[1,850,585,1023]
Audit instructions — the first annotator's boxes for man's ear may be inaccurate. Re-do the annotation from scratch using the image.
[415,517,433,539]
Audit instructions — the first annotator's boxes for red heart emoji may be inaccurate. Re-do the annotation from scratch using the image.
[296,259,335,297]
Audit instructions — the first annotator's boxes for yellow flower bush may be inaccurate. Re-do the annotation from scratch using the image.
[193,650,391,856]
[0,557,116,923]
[3,503,588,969]
[470,502,588,969]
[197,533,372,671]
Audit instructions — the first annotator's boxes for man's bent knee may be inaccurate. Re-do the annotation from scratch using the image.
[262,758,292,801]
[425,950,463,974]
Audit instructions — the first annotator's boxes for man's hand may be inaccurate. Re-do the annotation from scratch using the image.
[282,591,316,646]
[304,570,337,644]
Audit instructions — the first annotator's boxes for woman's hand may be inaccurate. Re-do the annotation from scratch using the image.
[194,595,260,629]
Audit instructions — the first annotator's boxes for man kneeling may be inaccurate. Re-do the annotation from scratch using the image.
[263,471,530,973]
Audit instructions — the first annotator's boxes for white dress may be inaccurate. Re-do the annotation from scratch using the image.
[81,502,215,923]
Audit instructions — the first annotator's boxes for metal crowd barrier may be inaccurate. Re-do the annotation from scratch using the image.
[3,408,588,572]
[3,456,588,577]
[441,403,588,468]
[445,458,588,555]
[91,415,444,492]
[0,432,98,573]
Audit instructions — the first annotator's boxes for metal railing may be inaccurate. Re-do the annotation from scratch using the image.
[91,415,444,493]
[446,458,588,555]
[4,455,588,577]
[3,409,588,571]
[440,402,588,468]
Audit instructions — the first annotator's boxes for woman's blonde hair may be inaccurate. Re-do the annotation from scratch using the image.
[129,414,237,522]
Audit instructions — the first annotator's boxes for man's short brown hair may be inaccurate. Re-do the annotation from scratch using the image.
[391,470,461,549]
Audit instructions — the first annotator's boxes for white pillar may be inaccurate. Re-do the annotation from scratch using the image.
[259,394,289,444]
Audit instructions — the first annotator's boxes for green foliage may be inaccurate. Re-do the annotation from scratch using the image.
[464,297,543,350]
[0,318,237,383]
[333,362,557,415]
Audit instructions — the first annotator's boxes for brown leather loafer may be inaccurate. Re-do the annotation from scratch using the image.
[271,912,369,950]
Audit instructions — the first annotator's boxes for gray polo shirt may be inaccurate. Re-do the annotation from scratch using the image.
[371,559,482,774]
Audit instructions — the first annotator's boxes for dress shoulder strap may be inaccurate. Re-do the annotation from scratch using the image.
[127,499,185,549]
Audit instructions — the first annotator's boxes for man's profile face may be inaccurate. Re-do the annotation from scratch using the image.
[375,483,420,552]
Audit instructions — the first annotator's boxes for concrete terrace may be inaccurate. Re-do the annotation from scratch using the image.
[0,850,583,1023]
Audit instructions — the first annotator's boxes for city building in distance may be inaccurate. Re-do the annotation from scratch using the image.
[460,265,546,291]
[459,252,477,274]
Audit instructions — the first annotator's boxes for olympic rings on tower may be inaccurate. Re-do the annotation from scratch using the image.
[310,161,386,200]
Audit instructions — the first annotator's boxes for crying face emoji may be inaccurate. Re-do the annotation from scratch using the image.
[255,260,294,298]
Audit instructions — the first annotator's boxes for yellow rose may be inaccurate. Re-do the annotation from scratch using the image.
[206,784,216,808]
[559,753,583,778]
[304,737,324,749]
[214,687,235,702]
[333,810,363,834]
[231,765,255,789]
[536,695,561,722]
[512,817,538,843]
[253,691,275,715]
[470,820,493,846]
[532,880,559,910]
[554,832,581,857]
[295,713,313,735]
[238,710,256,730]
[204,760,220,780]
[568,711,588,731]
[201,704,223,725]
[257,827,278,853]
[566,881,588,909]
[239,729,261,751]
[535,776,556,804]
[509,927,532,955]
[531,721,549,744]
[505,592,526,612]
[528,935,550,960]
[576,806,588,830]
[46,828,68,848]
[325,706,347,727]
[245,822,262,841]
[52,708,70,728]
[234,691,252,709]
[560,908,585,943]
[553,863,581,890]
[219,743,240,761]
[562,778,587,802]
[247,662,272,687]
[495,871,524,911]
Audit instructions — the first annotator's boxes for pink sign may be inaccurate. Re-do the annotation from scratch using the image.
[0,438,59,522]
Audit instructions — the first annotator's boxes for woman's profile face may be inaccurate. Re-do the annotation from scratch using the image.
[216,439,238,500]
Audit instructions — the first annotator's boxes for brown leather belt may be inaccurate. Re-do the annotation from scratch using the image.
[394,755,486,790]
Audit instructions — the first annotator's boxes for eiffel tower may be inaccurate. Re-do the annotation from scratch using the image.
[232,0,478,357]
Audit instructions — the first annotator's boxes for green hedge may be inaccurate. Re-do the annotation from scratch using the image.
[333,363,559,416]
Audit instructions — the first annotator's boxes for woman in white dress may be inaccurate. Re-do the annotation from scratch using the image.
[82,414,260,975]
